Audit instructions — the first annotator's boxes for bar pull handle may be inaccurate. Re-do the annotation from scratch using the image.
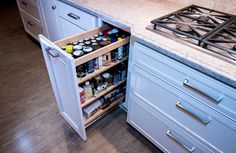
[176,101,211,124]
[183,79,223,103]
[166,130,196,152]
[52,5,56,10]
[46,47,59,57]
[21,1,28,6]
[27,21,33,27]
[67,13,80,20]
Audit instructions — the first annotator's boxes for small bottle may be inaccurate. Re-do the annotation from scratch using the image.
[102,52,111,66]
[111,49,118,62]
[87,59,95,73]
[98,56,103,69]
[94,57,99,70]
[112,68,120,84]
[76,64,86,78]
[117,38,123,60]
[120,64,127,80]
[78,86,85,104]
[84,81,93,100]
[66,43,73,54]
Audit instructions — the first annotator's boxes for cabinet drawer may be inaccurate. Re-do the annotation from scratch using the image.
[131,65,236,152]
[21,10,43,39]
[128,96,213,153]
[133,42,236,122]
[18,0,40,21]
[57,1,97,31]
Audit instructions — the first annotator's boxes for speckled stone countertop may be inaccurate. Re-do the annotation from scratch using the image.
[61,0,236,88]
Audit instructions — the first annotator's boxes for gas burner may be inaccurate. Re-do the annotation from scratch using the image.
[176,24,192,32]
[197,16,209,23]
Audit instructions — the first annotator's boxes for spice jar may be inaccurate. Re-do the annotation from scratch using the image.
[102,52,111,66]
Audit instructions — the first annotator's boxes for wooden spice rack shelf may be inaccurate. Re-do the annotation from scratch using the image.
[81,79,126,108]
[73,37,129,66]
[78,56,128,84]
[54,24,130,67]
[84,95,125,126]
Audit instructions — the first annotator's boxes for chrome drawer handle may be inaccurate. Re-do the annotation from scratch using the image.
[176,101,211,124]
[67,13,80,20]
[21,1,28,6]
[183,79,223,103]
[46,47,59,57]
[166,130,196,152]
[27,21,33,27]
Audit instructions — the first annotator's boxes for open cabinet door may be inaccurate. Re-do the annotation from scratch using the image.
[39,35,87,140]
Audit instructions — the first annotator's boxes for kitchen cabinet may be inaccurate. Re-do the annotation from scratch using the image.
[56,0,98,38]
[39,24,130,140]
[39,0,60,41]
[17,0,46,41]
[127,42,236,153]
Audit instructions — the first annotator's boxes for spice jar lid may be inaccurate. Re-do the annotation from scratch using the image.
[83,46,93,53]
[78,39,84,43]
[73,45,83,50]
[72,41,78,45]
[102,73,111,78]
[93,34,98,38]
[79,43,85,46]
[91,39,97,43]
[85,41,91,45]
[73,50,84,57]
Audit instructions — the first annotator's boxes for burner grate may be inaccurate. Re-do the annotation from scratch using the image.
[202,17,236,60]
[150,4,234,45]
[148,4,236,62]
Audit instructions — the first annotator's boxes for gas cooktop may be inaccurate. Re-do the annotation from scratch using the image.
[147,4,236,62]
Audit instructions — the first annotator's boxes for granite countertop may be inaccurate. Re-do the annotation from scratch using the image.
[61,0,236,88]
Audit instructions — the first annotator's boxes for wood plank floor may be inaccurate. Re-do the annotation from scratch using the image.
[0,1,163,153]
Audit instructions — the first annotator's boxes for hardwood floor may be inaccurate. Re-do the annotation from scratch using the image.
[0,1,162,153]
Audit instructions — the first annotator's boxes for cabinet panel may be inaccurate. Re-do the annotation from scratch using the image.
[128,96,213,153]
[59,17,86,39]
[39,0,60,41]
[39,35,87,140]
[133,42,236,122]
[131,65,236,152]
[39,24,130,140]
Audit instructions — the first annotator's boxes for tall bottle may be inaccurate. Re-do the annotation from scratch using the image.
[117,37,123,60]
[84,81,93,100]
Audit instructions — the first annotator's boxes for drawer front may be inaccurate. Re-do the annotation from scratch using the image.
[57,1,97,30]
[131,65,236,152]
[59,17,86,38]
[128,96,213,153]
[18,0,40,21]
[21,11,43,39]
[133,42,236,122]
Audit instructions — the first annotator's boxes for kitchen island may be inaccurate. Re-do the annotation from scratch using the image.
[38,0,236,152]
